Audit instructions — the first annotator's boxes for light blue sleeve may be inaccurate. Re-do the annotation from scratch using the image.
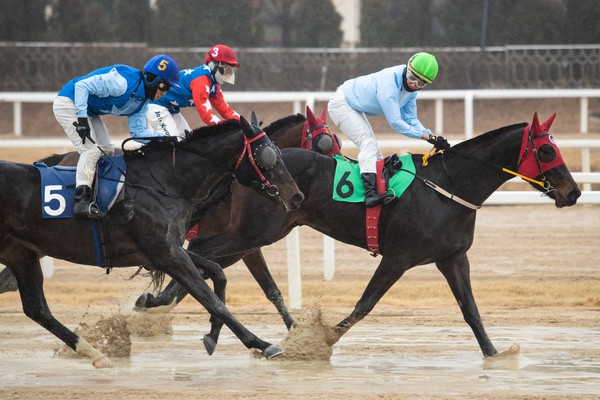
[376,78,423,139]
[400,96,428,134]
[127,103,165,139]
[73,68,127,118]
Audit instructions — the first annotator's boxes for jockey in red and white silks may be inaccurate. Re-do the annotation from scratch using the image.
[147,44,240,138]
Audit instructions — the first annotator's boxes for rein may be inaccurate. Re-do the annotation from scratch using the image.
[417,125,558,210]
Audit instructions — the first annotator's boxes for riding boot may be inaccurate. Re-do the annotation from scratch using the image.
[73,185,101,219]
[361,173,394,208]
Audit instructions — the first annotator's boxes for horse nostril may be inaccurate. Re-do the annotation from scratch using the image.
[568,189,581,205]
[291,192,305,208]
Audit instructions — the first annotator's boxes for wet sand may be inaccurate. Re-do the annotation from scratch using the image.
[0,204,599,399]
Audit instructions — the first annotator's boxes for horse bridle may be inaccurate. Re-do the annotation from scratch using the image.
[301,121,341,156]
[234,130,282,197]
[418,125,562,210]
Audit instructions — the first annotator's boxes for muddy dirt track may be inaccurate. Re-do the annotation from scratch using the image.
[0,203,599,400]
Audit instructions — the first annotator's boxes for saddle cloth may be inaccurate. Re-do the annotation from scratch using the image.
[35,156,126,219]
[332,154,416,202]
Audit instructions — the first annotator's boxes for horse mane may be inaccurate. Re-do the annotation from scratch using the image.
[452,122,527,151]
[263,114,306,136]
[124,119,242,157]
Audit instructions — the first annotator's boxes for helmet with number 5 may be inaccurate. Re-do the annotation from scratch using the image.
[143,54,180,89]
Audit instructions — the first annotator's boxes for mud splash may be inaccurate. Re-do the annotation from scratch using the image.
[277,306,334,360]
[55,311,173,359]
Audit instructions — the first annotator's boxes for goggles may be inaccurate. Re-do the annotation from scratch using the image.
[406,68,428,89]
[217,63,236,85]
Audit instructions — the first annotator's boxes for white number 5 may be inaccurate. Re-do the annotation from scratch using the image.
[44,185,67,216]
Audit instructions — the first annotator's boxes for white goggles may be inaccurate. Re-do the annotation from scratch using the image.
[406,68,428,89]
[217,64,236,85]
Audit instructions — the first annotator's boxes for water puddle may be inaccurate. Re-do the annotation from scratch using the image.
[0,322,598,396]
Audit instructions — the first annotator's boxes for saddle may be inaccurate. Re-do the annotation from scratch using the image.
[331,154,415,257]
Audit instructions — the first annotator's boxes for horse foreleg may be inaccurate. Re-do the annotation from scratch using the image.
[243,250,295,330]
[435,253,498,357]
[160,247,283,359]
[9,259,111,367]
[184,250,228,355]
[0,266,18,293]
[331,257,407,345]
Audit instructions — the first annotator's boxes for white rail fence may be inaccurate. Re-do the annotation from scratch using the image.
[1,90,599,307]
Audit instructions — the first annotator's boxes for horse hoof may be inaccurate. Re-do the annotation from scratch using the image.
[133,293,151,311]
[92,355,113,368]
[262,344,284,359]
[203,334,216,355]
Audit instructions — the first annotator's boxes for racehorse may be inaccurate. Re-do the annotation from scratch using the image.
[129,113,581,357]
[0,107,339,333]
[0,114,304,367]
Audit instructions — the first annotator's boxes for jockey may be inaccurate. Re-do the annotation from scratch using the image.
[328,52,449,207]
[147,44,241,138]
[54,55,180,218]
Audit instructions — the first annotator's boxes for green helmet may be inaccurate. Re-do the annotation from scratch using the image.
[407,52,438,84]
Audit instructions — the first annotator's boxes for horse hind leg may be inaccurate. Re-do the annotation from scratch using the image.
[5,248,112,367]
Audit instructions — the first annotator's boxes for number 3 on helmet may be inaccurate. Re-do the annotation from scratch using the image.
[205,44,241,68]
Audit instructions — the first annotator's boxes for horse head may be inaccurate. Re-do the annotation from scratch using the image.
[517,112,581,207]
[303,105,342,156]
[235,112,304,211]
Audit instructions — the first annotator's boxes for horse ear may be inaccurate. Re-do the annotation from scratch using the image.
[320,106,327,123]
[541,113,556,132]
[250,111,259,127]
[531,112,540,134]
[240,115,250,132]
[306,105,317,127]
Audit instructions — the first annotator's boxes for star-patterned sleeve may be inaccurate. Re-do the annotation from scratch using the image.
[210,86,240,121]
[190,75,222,125]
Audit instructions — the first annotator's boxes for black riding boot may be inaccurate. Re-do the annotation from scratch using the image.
[73,185,101,219]
[361,173,394,208]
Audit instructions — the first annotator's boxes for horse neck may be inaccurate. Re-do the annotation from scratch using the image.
[268,121,305,149]
[440,125,524,205]
[170,130,244,200]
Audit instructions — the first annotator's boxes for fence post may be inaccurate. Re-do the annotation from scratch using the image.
[286,227,302,309]
[323,235,335,280]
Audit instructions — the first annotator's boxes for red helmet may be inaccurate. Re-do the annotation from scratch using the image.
[205,44,240,67]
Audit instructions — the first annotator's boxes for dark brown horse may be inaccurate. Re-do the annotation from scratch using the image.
[0,114,304,367]
[131,113,581,357]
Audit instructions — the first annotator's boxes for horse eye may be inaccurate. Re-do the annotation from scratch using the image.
[538,144,556,163]
[255,144,279,170]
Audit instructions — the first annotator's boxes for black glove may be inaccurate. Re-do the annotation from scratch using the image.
[427,134,450,151]
[73,118,91,144]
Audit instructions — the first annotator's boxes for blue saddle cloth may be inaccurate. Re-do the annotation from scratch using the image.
[35,156,126,219]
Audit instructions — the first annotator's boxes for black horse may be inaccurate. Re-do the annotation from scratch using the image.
[131,113,581,357]
[0,114,304,367]
[0,107,339,336]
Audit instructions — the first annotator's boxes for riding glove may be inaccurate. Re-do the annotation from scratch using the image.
[73,118,91,144]
[427,134,450,150]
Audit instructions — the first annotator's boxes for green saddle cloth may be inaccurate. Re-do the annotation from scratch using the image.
[332,154,416,202]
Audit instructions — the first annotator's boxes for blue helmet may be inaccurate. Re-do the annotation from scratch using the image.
[143,55,180,88]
